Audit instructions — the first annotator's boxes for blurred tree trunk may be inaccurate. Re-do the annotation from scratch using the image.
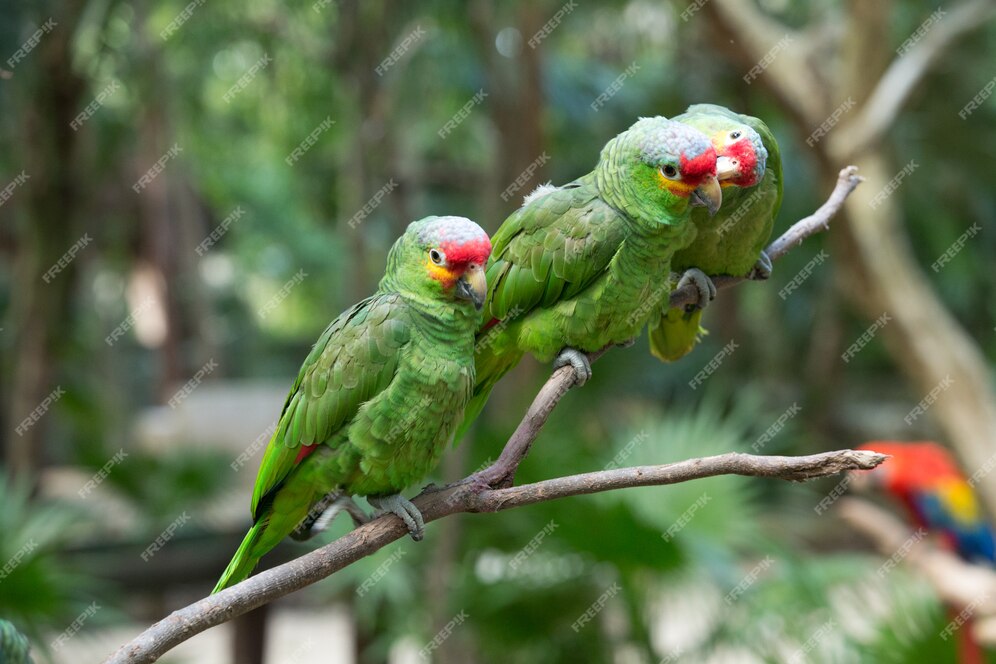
[470,0,548,223]
[704,0,996,517]
[334,0,412,302]
[133,101,185,399]
[131,3,210,400]
[5,0,87,479]
[232,605,268,664]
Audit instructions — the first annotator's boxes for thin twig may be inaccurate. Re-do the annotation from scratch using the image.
[105,166,864,664]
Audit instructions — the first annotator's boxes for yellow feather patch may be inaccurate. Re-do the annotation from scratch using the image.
[657,170,695,197]
[938,478,981,523]
[425,259,457,286]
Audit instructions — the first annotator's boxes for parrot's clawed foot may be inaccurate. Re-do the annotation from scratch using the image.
[291,493,369,540]
[553,347,592,386]
[675,268,717,312]
[749,251,773,281]
[368,493,425,541]
[616,338,636,349]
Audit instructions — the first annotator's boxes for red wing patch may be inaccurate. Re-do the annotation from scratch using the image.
[295,443,319,464]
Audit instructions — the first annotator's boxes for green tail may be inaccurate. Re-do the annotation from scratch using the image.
[648,307,707,363]
[215,447,341,593]
[213,520,266,593]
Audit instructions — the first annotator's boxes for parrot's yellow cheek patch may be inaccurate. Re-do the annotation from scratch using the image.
[425,260,457,287]
[657,173,695,197]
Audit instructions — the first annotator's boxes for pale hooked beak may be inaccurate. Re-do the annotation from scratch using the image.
[690,174,722,216]
[455,263,486,310]
[716,156,740,181]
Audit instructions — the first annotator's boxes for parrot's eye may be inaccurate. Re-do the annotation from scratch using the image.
[429,249,445,265]
[660,164,679,179]
[729,130,742,140]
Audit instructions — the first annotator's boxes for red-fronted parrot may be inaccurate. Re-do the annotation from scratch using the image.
[213,216,492,592]
[649,104,782,362]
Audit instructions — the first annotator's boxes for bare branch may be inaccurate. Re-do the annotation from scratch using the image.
[471,450,886,511]
[107,450,884,664]
[831,0,996,160]
[105,167,865,664]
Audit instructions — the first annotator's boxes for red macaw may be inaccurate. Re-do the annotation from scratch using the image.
[856,441,994,664]
[856,441,995,564]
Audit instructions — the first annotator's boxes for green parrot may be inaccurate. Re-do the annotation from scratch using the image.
[0,619,32,664]
[457,116,722,439]
[213,216,492,593]
[648,104,782,362]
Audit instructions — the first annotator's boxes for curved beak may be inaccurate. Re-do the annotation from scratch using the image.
[716,156,739,181]
[455,264,486,310]
[690,174,722,216]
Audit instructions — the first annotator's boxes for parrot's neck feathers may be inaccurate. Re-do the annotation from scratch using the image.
[388,287,478,346]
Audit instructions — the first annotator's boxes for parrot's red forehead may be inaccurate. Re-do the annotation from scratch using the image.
[723,138,759,186]
[438,238,492,265]
[414,215,492,265]
[679,146,717,183]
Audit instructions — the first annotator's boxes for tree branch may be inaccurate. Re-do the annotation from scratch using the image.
[831,0,996,160]
[105,166,865,664]
[107,450,884,664]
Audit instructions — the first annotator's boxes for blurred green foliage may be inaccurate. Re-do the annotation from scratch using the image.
[0,476,102,647]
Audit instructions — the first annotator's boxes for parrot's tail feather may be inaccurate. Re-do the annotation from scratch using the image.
[212,520,266,594]
[648,307,706,363]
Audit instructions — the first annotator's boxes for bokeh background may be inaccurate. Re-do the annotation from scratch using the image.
[1,0,995,662]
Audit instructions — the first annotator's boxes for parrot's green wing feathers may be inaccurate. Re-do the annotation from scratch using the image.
[250,294,410,518]
[460,181,627,442]
[484,180,627,324]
